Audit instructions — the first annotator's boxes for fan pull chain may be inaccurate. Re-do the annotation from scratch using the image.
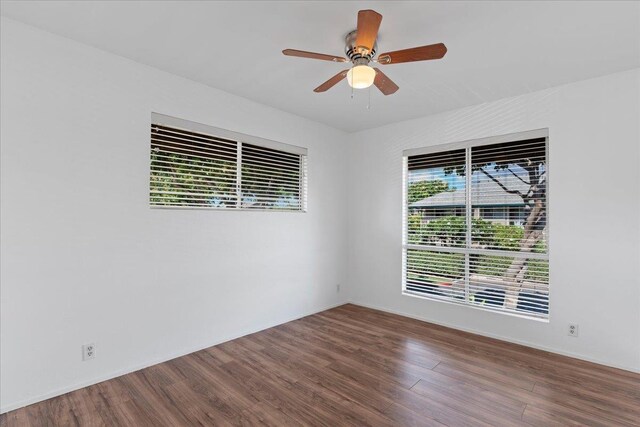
[367,85,371,110]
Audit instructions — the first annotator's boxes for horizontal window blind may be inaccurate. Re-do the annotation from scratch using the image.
[150,115,307,211]
[407,149,466,248]
[403,132,549,319]
[240,143,305,210]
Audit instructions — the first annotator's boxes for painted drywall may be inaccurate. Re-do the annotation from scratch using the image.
[347,68,640,373]
[2,14,639,416]
[0,18,349,412]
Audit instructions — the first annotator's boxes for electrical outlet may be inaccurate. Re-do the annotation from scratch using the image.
[82,343,96,361]
[568,324,579,337]
[336,284,341,293]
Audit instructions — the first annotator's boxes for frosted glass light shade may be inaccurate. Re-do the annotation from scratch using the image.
[347,65,376,89]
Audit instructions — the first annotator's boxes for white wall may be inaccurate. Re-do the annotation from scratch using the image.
[0,18,349,412]
[2,15,639,416]
[347,68,640,373]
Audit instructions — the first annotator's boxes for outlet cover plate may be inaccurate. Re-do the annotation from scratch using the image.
[82,343,96,361]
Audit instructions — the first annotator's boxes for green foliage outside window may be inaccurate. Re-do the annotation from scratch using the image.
[407,215,549,284]
[407,180,450,203]
[150,150,237,207]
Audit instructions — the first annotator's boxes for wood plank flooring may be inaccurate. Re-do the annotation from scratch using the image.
[2,304,639,426]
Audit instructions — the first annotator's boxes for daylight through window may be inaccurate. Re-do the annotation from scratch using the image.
[403,131,549,319]
[150,114,307,211]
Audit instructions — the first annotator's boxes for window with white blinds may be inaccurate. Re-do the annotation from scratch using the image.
[403,130,549,319]
[150,113,307,211]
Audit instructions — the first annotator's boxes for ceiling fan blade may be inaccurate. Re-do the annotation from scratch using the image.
[377,43,447,64]
[355,9,382,54]
[373,68,399,95]
[282,49,348,63]
[314,70,349,93]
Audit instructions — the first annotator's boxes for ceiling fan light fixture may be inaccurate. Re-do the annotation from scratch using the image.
[283,9,446,95]
[347,65,376,89]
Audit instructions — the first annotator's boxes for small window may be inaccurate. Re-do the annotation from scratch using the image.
[150,113,307,211]
[403,130,549,319]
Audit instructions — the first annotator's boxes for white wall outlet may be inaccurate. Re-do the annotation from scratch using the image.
[568,324,579,337]
[82,343,96,361]
[336,284,341,293]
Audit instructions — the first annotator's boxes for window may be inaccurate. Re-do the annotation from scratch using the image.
[403,130,548,319]
[150,113,307,211]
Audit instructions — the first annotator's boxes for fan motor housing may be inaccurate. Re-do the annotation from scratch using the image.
[344,30,377,63]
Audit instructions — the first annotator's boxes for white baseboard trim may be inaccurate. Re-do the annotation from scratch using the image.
[0,300,348,414]
[348,300,640,374]
[5,298,636,414]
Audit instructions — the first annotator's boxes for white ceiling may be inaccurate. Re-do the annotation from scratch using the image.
[2,1,639,132]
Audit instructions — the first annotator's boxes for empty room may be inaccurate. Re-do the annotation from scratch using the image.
[1,1,639,425]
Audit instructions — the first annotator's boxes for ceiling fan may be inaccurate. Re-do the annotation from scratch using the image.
[282,9,447,95]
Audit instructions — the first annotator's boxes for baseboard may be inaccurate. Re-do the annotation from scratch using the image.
[0,300,348,414]
[5,298,636,413]
[348,300,640,374]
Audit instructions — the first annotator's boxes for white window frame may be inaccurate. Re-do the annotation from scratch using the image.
[150,112,308,212]
[402,129,550,321]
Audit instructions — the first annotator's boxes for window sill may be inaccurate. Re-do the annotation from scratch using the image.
[402,290,549,322]
[150,205,307,213]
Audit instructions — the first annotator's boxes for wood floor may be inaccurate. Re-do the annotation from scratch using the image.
[2,304,640,426]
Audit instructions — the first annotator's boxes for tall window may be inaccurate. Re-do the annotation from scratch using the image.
[403,130,549,319]
[150,113,307,211]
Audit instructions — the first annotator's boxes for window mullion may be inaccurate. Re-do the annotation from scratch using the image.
[236,141,242,208]
[464,147,472,303]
